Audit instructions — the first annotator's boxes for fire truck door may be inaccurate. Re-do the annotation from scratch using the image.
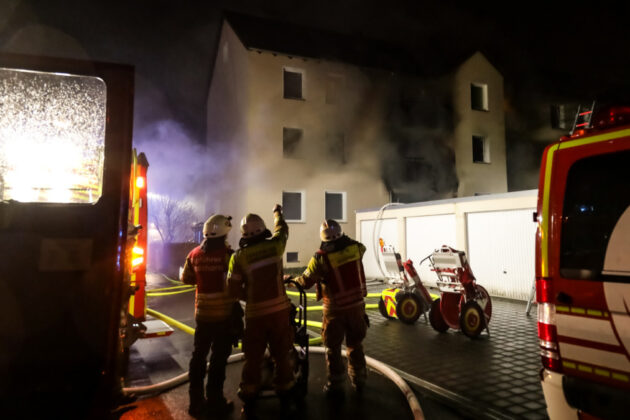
[0,54,134,414]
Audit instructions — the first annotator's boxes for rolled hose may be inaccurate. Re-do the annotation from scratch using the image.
[122,347,425,420]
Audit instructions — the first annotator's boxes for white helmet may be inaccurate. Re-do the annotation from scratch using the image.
[240,213,267,238]
[320,219,343,242]
[203,214,232,237]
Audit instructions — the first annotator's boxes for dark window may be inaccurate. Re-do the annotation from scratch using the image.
[282,191,302,221]
[325,192,344,220]
[326,132,346,164]
[472,136,488,163]
[283,70,302,99]
[560,150,630,281]
[283,127,303,158]
[287,252,299,263]
[471,83,488,111]
[550,104,567,130]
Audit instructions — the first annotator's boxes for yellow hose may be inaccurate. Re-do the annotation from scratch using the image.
[147,288,195,297]
[146,308,196,336]
[148,285,195,292]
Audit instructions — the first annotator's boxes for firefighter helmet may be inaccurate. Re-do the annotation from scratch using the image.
[203,214,232,237]
[320,219,343,242]
[240,213,267,238]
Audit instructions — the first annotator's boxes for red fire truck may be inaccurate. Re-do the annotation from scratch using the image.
[535,103,630,419]
[0,53,164,417]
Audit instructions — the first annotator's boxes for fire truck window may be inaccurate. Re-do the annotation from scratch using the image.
[560,150,630,280]
[0,68,106,204]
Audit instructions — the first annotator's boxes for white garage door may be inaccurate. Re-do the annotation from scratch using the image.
[360,218,398,279]
[466,209,536,300]
[405,214,457,287]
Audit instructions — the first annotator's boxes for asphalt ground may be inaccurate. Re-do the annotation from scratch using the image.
[117,273,547,420]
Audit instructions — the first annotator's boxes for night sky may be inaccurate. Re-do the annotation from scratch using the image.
[2,0,630,199]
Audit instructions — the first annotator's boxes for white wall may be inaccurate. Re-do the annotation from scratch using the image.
[356,190,537,300]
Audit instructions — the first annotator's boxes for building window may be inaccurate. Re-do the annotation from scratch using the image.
[286,252,299,263]
[472,135,490,163]
[325,74,344,104]
[326,132,346,164]
[283,127,303,158]
[471,83,488,111]
[283,69,303,99]
[325,191,346,222]
[283,191,305,222]
[550,104,567,130]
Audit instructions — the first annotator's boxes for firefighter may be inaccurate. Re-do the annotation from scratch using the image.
[181,214,243,418]
[227,204,295,418]
[288,219,369,396]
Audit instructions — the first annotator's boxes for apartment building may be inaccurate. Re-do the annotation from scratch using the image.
[205,13,507,267]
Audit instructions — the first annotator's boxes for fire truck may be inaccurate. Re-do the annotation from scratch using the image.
[0,52,166,418]
[535,103,630,419]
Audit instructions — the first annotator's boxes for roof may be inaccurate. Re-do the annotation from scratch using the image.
[223,11,470,77]
[356,189,538,214]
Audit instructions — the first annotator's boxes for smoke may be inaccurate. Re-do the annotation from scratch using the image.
[377,74,458,203]
[134,119,232,216]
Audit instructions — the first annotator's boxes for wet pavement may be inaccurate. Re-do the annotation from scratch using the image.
[362,284,546,420]
[117,273,547,419]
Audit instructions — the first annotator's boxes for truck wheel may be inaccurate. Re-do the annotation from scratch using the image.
[396,293,422,324]
[460,300,486,338]
[378,297,394,319]
[429,298,449,332]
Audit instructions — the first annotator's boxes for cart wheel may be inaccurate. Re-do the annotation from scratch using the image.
[429,298,449,332]
[378,297,394,319]
[460,300,486,338]
[476,285,492,323]
[396,293,422,324]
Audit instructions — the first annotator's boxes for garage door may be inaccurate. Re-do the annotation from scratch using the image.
[466,209,536,300]
[406,214,457,287]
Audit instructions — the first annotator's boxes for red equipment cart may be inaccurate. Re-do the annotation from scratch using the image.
[427,245,491,338]
[378,243,434,324]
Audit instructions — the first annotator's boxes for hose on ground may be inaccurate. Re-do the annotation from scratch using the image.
[122,348,424,420]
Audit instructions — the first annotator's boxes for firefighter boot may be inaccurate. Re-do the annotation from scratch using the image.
[323,380,345,400]
[188,393,207,418]
[278,388,298,419]
[238,391,258,420]
[207,395,234,418]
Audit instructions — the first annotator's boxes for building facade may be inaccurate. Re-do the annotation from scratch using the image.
[206,15,508,267]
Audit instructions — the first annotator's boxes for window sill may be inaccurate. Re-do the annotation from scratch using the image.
[283,97,305,101]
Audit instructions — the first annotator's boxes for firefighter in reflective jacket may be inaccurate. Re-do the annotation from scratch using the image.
[181,214,243,418]
[291,219,368,394]
[227,204,294,415]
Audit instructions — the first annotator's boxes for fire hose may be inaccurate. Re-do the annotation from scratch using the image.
[371,202,400,279]
[124,308,425,420]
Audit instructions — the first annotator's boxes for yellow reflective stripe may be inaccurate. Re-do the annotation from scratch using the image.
[557,306,609,319]
[327,244,361,268]
[560,128,630,150]
[562,360,630,383]
[541,144,559,278]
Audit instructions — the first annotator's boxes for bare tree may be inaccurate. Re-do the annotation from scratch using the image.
[149,194,197,243]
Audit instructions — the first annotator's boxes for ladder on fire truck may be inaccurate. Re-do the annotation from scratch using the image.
[570,101,596,134]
